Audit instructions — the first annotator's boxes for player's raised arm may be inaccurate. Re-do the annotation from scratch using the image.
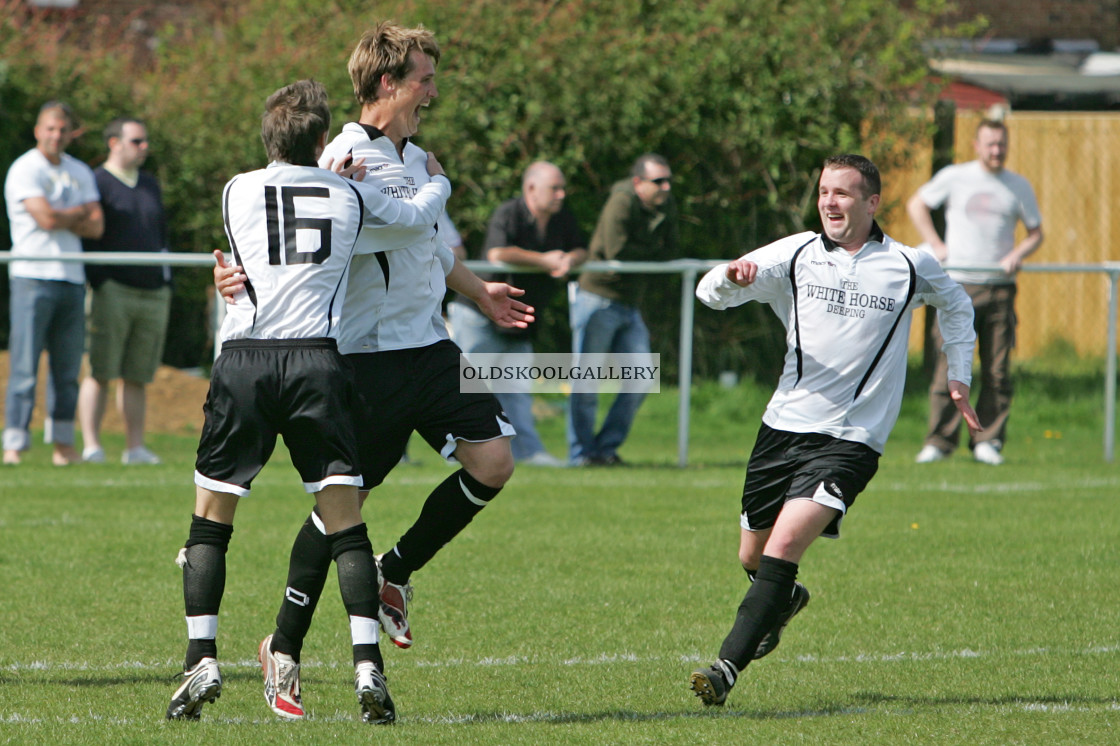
[344,151,451,232]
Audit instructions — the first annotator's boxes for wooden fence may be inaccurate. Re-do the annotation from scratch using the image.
[879,110,1120,359]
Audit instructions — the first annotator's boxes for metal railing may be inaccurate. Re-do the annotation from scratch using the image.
[3,251,1119,464]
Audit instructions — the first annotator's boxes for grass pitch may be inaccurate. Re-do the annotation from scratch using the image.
[1,363,1118,745]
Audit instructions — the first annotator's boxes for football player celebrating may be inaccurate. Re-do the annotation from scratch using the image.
[166,79,453,723]
[214,23,534,723]
[689,154,980,707]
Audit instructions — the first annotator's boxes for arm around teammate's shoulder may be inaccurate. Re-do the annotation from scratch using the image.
[349,164,450,231]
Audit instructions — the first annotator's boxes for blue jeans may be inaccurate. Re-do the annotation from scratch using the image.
[4,277,86,451]
[447,302,547,461]
[566,287,650,463]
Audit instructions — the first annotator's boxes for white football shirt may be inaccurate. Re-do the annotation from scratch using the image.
[320,123,456,355]
[697,228,975,453]
[219,161,449,342]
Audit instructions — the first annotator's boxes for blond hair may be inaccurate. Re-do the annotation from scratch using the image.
[348,21,440,106]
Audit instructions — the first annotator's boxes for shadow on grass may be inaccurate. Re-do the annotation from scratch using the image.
[420,690,1119,727]
[410,706,877,726]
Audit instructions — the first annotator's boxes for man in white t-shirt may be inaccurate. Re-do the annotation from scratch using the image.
[909,119,1043,466]
[3,101,103,466]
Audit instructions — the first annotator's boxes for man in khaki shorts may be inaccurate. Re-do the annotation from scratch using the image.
[79,117,172,465]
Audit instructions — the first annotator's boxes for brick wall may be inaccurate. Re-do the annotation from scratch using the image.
[938,0,1120,50]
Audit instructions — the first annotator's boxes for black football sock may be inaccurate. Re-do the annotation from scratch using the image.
[717,554,799,672]
[272,510,332,662]
[328,523,383,669]
[380,468,500,584]
[181,515,233,669]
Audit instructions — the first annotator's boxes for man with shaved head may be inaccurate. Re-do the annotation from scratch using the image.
[449,160,587,467]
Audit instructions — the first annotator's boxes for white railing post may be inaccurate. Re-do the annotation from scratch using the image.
[678,266,698,467]
[1105,268,1119,461]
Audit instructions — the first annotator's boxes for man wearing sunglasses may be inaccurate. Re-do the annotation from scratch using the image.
[79,118,172,466]
[568,153,679,466]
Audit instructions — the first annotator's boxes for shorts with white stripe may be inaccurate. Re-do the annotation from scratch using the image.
[348,339,513,490]
[740,424,879,539]
[194,339,362,495]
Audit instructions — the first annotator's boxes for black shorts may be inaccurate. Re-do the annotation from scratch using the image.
[348,339,513,489]
[740,424,880,539]
[195,339,362,495]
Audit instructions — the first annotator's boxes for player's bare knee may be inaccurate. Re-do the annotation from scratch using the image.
[456,438,514,488]
[467,452,513,489]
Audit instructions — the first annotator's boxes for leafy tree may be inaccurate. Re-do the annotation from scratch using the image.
[0,0,973,376]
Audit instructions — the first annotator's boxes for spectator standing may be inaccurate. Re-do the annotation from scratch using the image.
[78,117,172,465]
[910,119,1043,466]
[689,154,979,707]
[568,153,677,466]
[3,101,103,466]
[448,161,586,467]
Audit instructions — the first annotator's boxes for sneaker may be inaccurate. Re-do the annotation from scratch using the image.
[689,661,734,706]
[520,451,567,467]
[166,657,222,720]
[259,635,304,720]
[753,581,811,659]
[355,661,396,724]
[122,446,161,465]
[375,556,413,649]
[82,446,105,463]
[914,444,946,463]
[973,441,1004,466]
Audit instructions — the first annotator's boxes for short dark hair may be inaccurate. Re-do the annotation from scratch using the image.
[103,117,144,146]
[260,79,331,166]
[822,154,880,197]
[976,118,1007,136]
[38,100,76,128]
[631,152,669,179]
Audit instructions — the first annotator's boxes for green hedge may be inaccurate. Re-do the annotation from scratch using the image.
[0,0,977,376]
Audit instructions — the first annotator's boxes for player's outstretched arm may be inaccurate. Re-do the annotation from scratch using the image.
[213,249,245,306]
[476,282,534,329]
[446,259,534,329]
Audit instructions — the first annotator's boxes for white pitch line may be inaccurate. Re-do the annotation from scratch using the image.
[6,644,1120,675]
[6,700,1120,729]
[879,475,1120,494]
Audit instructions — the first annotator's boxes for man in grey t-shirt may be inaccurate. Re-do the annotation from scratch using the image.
[909,118,1043,466]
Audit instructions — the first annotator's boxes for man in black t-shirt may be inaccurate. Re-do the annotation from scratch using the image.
[79,117,171,465]
[448,161,586,467]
